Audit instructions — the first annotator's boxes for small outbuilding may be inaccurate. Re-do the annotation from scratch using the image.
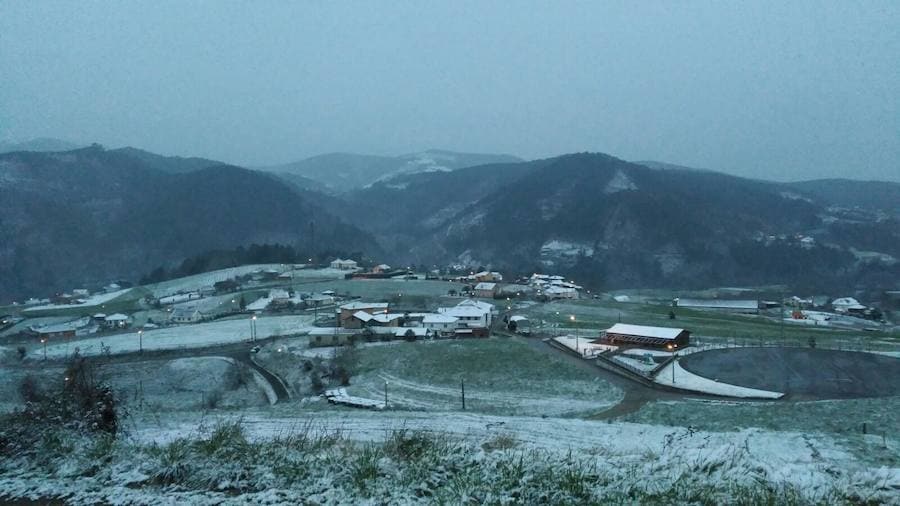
[474,282,499,298]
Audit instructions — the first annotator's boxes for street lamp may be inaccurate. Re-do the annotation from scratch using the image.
[138,330,143,354]
[41,338,47,360]
[667,343,678,383]
[250,315,258,342]
[570,315,579,355]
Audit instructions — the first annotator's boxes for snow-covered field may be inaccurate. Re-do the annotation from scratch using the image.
[147,264,285,296]
[34,315,314,358]
[2,408,891,505]
[22,288,133,312]
[146,265,349,297]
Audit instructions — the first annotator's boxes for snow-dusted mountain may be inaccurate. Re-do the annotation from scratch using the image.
[331,153,900,292]
[257,149,522,193]
[0,145,379,303]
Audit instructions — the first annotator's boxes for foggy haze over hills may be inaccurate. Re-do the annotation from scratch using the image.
[2,2,899,182]
[4,5,900,504]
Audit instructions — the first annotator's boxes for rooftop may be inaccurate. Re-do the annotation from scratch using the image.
[604,323,686,340]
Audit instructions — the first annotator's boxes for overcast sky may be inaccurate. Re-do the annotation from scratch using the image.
[2,1,898,181]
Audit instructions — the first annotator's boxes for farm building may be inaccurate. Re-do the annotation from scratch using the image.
[544,286,578,299]
[831,297,867,314]
[29,317,92,340]
[330,258,359,270]
[338,302,389,328]
[674,298,760,314]
[602,323,690,349]
[104,313,130,329]
[474,282,499,298]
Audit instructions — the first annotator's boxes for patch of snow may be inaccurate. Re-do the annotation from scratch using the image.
[22,288,132,312]
[604,169,638,194]
[37,315,314,359]
[551,335,617,357]
[654,360,784,399]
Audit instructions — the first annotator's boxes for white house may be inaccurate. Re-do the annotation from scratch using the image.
[437,299,494,329]
[169,307,203,324]
[422,313,459,336]
[544,286,578,299]
[330,258,359,270]
[831,297,866,313]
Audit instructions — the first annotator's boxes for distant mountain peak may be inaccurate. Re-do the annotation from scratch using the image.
[259,149,523,193]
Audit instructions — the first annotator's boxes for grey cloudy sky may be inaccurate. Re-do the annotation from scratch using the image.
[1,1,898,181]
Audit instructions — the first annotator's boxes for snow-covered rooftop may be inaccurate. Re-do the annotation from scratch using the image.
[423,313,458,324]
[456,299,494,311]
[604,323,685,340]
[475,282,497,290]
[677,298,758,309]
[340,302,389,311]
[438,306,487,318]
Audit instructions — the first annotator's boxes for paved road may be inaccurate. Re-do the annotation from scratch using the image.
[240,351,291,402]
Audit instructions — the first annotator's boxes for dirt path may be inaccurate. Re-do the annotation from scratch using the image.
[525,338,735,420]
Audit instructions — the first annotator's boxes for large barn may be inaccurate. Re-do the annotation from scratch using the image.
[602,323,690,349]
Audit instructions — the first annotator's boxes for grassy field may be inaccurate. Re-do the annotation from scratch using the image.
[345,337,623,416]
[16,287,151,318]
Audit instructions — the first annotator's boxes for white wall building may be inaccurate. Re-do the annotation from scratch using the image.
[437,299,495,328]
[330,258,359,270]
[422,313,459,335]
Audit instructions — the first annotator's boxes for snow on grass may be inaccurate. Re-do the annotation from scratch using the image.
[654,359,784,399]
[99,356,270,412]
[144,264,345,297]
[550,335,616,357]
[98,408,898,504]
[344,338,623,416]
[36,315,314,358]
[22,288,133,312]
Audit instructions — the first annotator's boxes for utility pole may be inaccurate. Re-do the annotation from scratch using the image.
[461,378,466,410]
[780,290,785,345]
